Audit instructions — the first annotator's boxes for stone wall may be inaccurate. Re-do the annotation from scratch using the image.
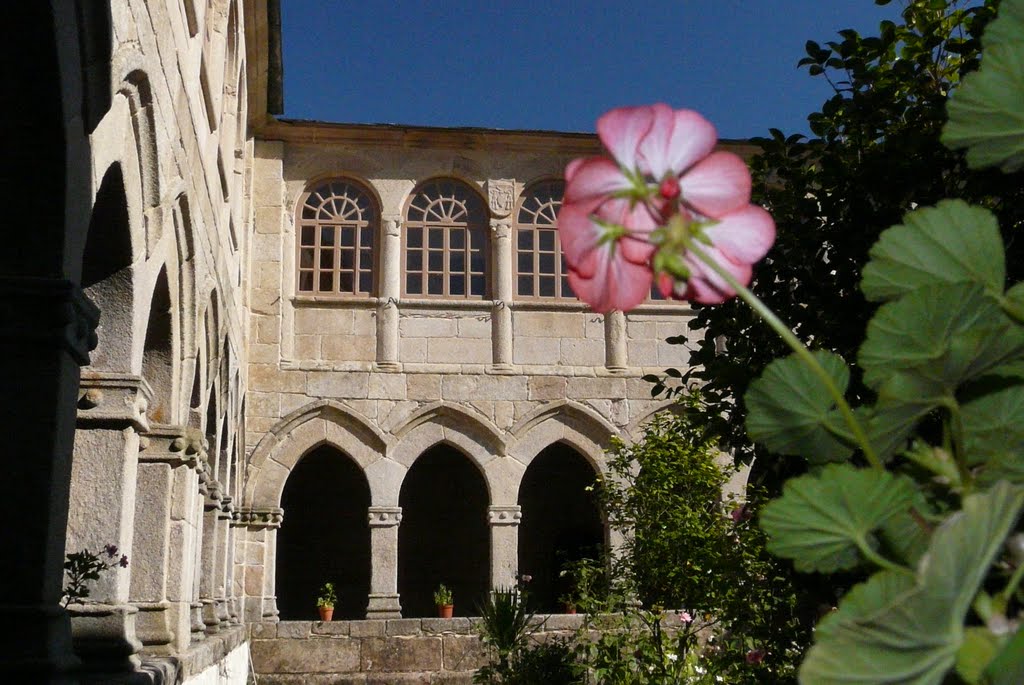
[249,616,586,684]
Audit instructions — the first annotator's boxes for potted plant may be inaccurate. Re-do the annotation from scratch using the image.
[316,582,336,621]
[433,583,453,618]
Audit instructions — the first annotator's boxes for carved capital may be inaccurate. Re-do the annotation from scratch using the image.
[382,216,402,237]
[204,479,223,509]
[486,179,515,218]
[489,219,511,239]
[219,495,235,518]
[236,507,284,529]
[0,276,99,365]
[488,505,522,526]
[77,373,153,432]
[368,506,402,527]
[139,424,206,468]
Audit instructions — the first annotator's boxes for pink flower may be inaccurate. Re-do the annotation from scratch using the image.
[679,611,693,623]
[557,104,775,311]
[746,648,766,665]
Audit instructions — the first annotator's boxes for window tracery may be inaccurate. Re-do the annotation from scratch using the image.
[297,179,378,296]
[514,180,572,299]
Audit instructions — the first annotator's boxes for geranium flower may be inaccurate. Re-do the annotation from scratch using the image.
[558,103,775,310]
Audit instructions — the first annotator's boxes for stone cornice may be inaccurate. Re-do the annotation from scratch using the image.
[138,424,207,468]
[77,373,153,432]
[0,276,99,365]
[487,505,522,526]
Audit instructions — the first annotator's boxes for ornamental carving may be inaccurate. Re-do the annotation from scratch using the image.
[236,507,284,529]
[368,506,403,527]
[486,179,515,218]
[488,505,522,526]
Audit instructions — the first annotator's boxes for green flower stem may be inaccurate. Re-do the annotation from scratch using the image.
[997,558,1024,608]
[685,242,883,471]
[941,398,974,494]
[858,538,915,577]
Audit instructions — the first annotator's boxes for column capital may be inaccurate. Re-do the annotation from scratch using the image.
[138,424,207,468]
[368,506,402,527]
[489,218,512,239]
[381,216,402,236]
[487,505,522,526]
[0,276,99,365]
[235,507,284,529]
[77,373,153,432]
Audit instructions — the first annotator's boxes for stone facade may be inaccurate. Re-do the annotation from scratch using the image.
[4,2,748,683]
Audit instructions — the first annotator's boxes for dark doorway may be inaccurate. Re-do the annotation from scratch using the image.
[518,443,604,612]
[277,445,371,620]
[398,444,489,617]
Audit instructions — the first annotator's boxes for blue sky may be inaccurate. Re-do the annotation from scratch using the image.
[280,1,901,139]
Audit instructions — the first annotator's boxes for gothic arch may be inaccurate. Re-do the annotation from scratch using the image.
[246,400,389,509]
[140,265,179,424]
[508,400,617,473]
[625,400,686,443]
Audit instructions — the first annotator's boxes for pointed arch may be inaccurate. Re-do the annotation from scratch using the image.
[245,400,390,509]
[141,265,178,423]
[509,400,617,471]
[625,400,687,443]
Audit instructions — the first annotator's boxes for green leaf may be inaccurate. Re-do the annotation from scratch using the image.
[943,0,1024,172]
[759,464,919,573]
[861,201,1004,303]
[868,373,950,461]
[859,284,1024,391]
[799,481,1024,685]
[956,627,1004,684]
[745,352,854,463]
[962,383,1024,470]
[1002,281,1024,324]
[984,625,1024,685]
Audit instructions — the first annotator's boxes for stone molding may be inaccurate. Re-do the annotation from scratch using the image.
[76,372,153,432]
[487,505,522,526]
[367,506,402,527]
[0,276,99,365]
[236,507,284,529]
[138,424,206,468]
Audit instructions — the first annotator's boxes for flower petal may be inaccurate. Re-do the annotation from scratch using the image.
[639,106,717,179]
[568,248,653,313]
[564,157,631,204]
[680,151,751,218]
[556,200,602,271]
[703,204,776,264]
[684,247,752,304]
[597,106,653,170]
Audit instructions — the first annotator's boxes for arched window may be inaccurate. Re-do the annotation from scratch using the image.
[404,179,488,299]
[515,180,572,299]
[297,179,379,296]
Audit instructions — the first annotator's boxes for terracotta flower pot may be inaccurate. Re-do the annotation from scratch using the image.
[437,603,454,619]
[318,606,334,622]
[562,603,577,615]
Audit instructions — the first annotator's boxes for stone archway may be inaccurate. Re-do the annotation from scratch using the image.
[398,444,490,618]
[277,445,372,620]
[517,442,604,612]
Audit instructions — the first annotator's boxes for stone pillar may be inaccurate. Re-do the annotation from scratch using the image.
[366,507,402,618]
[605,311,627,371]
[189,461,209,642]
[376,215,402,370]
[129,426,201,654]
[0,277,98,683]
[490,218,513,369]
[488,505,522,591]
[199,480,222,633]
[236,507,283,622]
[213,495,233,626]
[166,432,204,653]
[67,373,153,678]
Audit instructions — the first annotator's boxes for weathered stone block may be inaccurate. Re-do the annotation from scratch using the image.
[250,622,277,639]
[427,337,490,364]
[368,373,407,400]
[321,334,377,362]
[385,618,423,636]
[512,337,560,365]
[566,376,627,399]
[276,621,311,639]
[527,375,566,401]
[400,316,457,338]
[348,619,386,637]
[312,620,350,636]
[457,316,491,339]
[250,636,359,673]
[421,617,471,634]
[406,374,441,401]
[560,338,604,366]
[360,636,443,672]
[442,635,490,671]
[295,308,354,336]
[307,372,370,399]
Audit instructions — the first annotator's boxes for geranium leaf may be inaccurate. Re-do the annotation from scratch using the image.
[859,283,1024,391]
[799,481,1024,685]
[744,352,854,463]
[861,201,1004,303]
[962,383,1024,473]
[759,464,919,573]
[868,373,950,461]
[956,627,1004,685]
[943,1,1024,172]
[984,625,1024,685]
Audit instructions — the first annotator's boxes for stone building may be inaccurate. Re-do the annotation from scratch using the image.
[4,2,747,683]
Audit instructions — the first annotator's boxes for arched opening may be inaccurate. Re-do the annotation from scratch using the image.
[398,444,489,617]
[277,445,371,619]
[518,443,604,612]
[141,266,173,423]
[82,163,134,372]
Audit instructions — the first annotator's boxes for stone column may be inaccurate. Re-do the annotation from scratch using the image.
[0,277,98,683]
[189,460,209,642]
[129,426,203,654]
[236,508,283,622]
[490,218,513,369]
[199,480,223,632]
[488,505,522,591]
[366,507,402,618]
[376,215,402,370]
[67,373,153,678]
[166,431,205,653]
[213,495,234,626]
[605,311,627,371]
